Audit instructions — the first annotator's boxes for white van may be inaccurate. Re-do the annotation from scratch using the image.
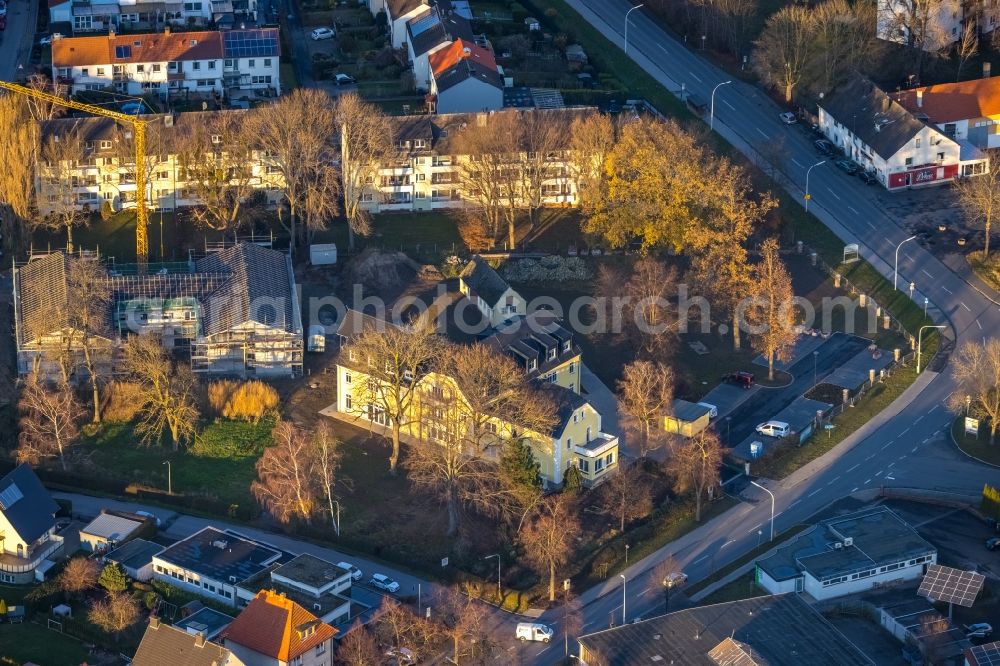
[755,421,790,438]
[516,622,553,643]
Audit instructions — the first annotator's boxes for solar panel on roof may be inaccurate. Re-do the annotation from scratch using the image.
[409,12,440,36]
[968,642,1000,666]
[222,30,279,58]
[918,564,985,607]
[0,483,23,510]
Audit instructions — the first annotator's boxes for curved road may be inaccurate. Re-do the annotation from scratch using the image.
[513,0,1000,662]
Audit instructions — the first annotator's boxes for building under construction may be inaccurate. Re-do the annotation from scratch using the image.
[13,241,303,378]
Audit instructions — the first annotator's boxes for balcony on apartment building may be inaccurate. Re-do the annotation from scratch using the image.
[574,433,619,487]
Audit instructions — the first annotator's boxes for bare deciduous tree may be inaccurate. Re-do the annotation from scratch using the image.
[879,0,952,75]
[949,338,1000,443]
[17,375,84,470]
[957,22,979,81]
[66,257,113,422]
[568,112,615,212]
[600,462,653,532]
[58,557,99,599]
[520,495,580,601]
[252,421,317,523]
[623,258,678,359]
[121,334,199,450]
[0,94,38,255]
[312,422,344,532]
[336,93,393,251]
[754,5,814,103]
[617,360,674,458]
[434,588,489,665]
[38,122,89,253]
[347,324,442,473]
[810,0,877,94]
[668,430,724,522]
[651,553,684,613]
[89,592,140,642]
[518,110,563,228]
[336,621,382,666]
[454,112,520,249]
[745,239,797,381]
[956,153,1000,258]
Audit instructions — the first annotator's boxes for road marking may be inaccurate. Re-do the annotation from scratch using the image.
[961,301,971,311]
[912,446,919,453]
[791,158,804,168]
[977,319,983,330]
[808,489,821,497]
[692,555,709,565]
[659,44,669,53]
[722,99,736,111]
[689,71,703,83]
[900,427,910,435]
[876,470,883,476]
[866,220,877,230]
[747,523,762,534]
[848,206,860,215]
[913,415,924,424]
[886,475,896,481]
[864,478,872,484]
[720,539,735,549]
[827,475,841,485]
[851,487,859,492]
[846,464,859,473]
[881,442,891,450]
[942,286,953,295]
[921,269,933,279]
[826,187,841,200]
[866,454,876,461]
[756,127,768,139]
[639,587,651,596]
[899,455,907,461]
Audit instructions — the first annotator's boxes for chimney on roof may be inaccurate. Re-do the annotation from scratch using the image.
[164,25,171,35]
[916,89,923,108]
[109,27,116,39]
[462,46,472,57]
[985,62,992,78]
[150,617,160,629]
[194,631,206,648]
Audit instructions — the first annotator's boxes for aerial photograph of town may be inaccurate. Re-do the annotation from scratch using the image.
[0,0,999,663]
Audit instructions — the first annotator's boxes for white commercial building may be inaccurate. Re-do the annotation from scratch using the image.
[756,506,937,601]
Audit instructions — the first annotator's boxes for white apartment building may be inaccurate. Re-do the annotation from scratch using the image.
[51,28,280,99]
[878,0,999,50]
[50,0,258,35]
[351,109,585,213]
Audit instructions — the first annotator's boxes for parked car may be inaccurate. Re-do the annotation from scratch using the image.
[369,573,401,593]
[336,561,363,581]
[697,402,718,419]
[755,421,791,438]
[385,646,417,665]
[663,571,688,587]
[814,139,835,156]
[965,623,993,639]
[310,27,335,40]
[516,622,553,643]
[858,170,878,185]
[835,159,859,175]
[779,112,797,125]
[723,371,755,389]
[334,73,356,85]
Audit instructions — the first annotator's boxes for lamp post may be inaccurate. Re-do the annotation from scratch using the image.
[924,297,929,317]
[484,554,501,601]
[625,544,630,565]
[749,479,774,541]
[162,460,172,495]
[662,572,674,614]
[894,235,917,291]
[725,416,731,446]
[710,80,731,131]
[916,325,946,373]
[805,160,825,212]
[813,350,819,387]
[620,574,627,624]
[624,4,644,56]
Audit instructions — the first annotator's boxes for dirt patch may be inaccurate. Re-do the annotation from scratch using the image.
[345,248,421,304]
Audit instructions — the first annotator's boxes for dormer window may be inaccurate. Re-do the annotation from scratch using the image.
[547,348,556,361]
[562,340,571,353]
[415,139,426,148]
[528,358,537,371]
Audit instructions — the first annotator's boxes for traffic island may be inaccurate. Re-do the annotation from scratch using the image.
[950,417,1000,467]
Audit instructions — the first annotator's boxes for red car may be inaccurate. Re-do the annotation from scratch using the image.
[723,371,755,389]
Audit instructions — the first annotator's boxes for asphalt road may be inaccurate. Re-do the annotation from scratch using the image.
[0,0,38,82]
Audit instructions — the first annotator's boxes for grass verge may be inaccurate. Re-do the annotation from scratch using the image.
[951,417,1000,466]
[969,252,1000,295]
[685,523,808,597]
[697,575,769,606]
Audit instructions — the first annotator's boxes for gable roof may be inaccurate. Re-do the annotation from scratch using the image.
[709,637,768,666]
[893,78,1000,123]
[819,78,936,159]
[133,617,232,666]
[538,383,588,436]
[222,590,336,661]
[52,31,224,68]
[430,39,502,93]
[80,512,143,541]
[459,256,511,307]
[0,464,59,545]
[13,252,71,348]
[386,0,427,18]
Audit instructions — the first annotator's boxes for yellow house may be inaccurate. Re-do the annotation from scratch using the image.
[333,309,616,488]
[483,310,582,395]
[663,399,712,438]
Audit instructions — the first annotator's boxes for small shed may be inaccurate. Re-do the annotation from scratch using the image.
[80,513,144,553]
[565,44,588,64]
[310,243,338,266]
[663,400,712,437]
[524,16,540,30]
[105,538,165,581]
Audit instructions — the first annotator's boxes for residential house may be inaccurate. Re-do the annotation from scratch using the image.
[35,111,285,215]
[13,242,304,378]
[151,527,283,607]
[893,77,1000,150]
[236,554,353,626]
[427,37,504,114]
[351,109,586,213]
[0,464,64,584]
[577,594,874,665]
[51,28,279,99]
[52,0,258,35]
[105,538,165,581]
[755,506,937,600]
[133,616,244,666]
[405,0,474,91]
[458,256,525,327]
[79,511,145,552]
[174,608,237,642]
[222,590,337,666]
[483,310,582,395]
[817,78,986,188]
[374,0,430,49]
[333,307,617,487]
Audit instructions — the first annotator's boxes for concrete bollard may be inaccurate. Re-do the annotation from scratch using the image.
[869,368,876,385]
[859,293,866,307]
[884,315,891,330]
[894,348,901,362]
[842,388,850,404]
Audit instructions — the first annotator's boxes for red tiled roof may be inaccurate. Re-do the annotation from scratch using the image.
[428,38,496,77]
[52,31,223,68]
[894,78,1000,123]
[221,590,336,661]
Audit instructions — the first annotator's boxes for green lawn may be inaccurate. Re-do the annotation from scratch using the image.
[697,574,769,606]
[0,622,90,666]
[951,417,1000,466]
[969,252,1000,295]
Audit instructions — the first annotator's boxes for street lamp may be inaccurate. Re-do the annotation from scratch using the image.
[725,416,731,446]
[620,574,627,624]
[894,235,917,291]
[162,460,172,495]
[924,297,929,317]
[484,554,501,601]
[710,80,732,131]
[749,479,774,541]
[624,4,644,56]
[805,160,825,212]
[625,544,630,565]
[813,350,819,387]
[661,570,675,614]
[916,325,946,373]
